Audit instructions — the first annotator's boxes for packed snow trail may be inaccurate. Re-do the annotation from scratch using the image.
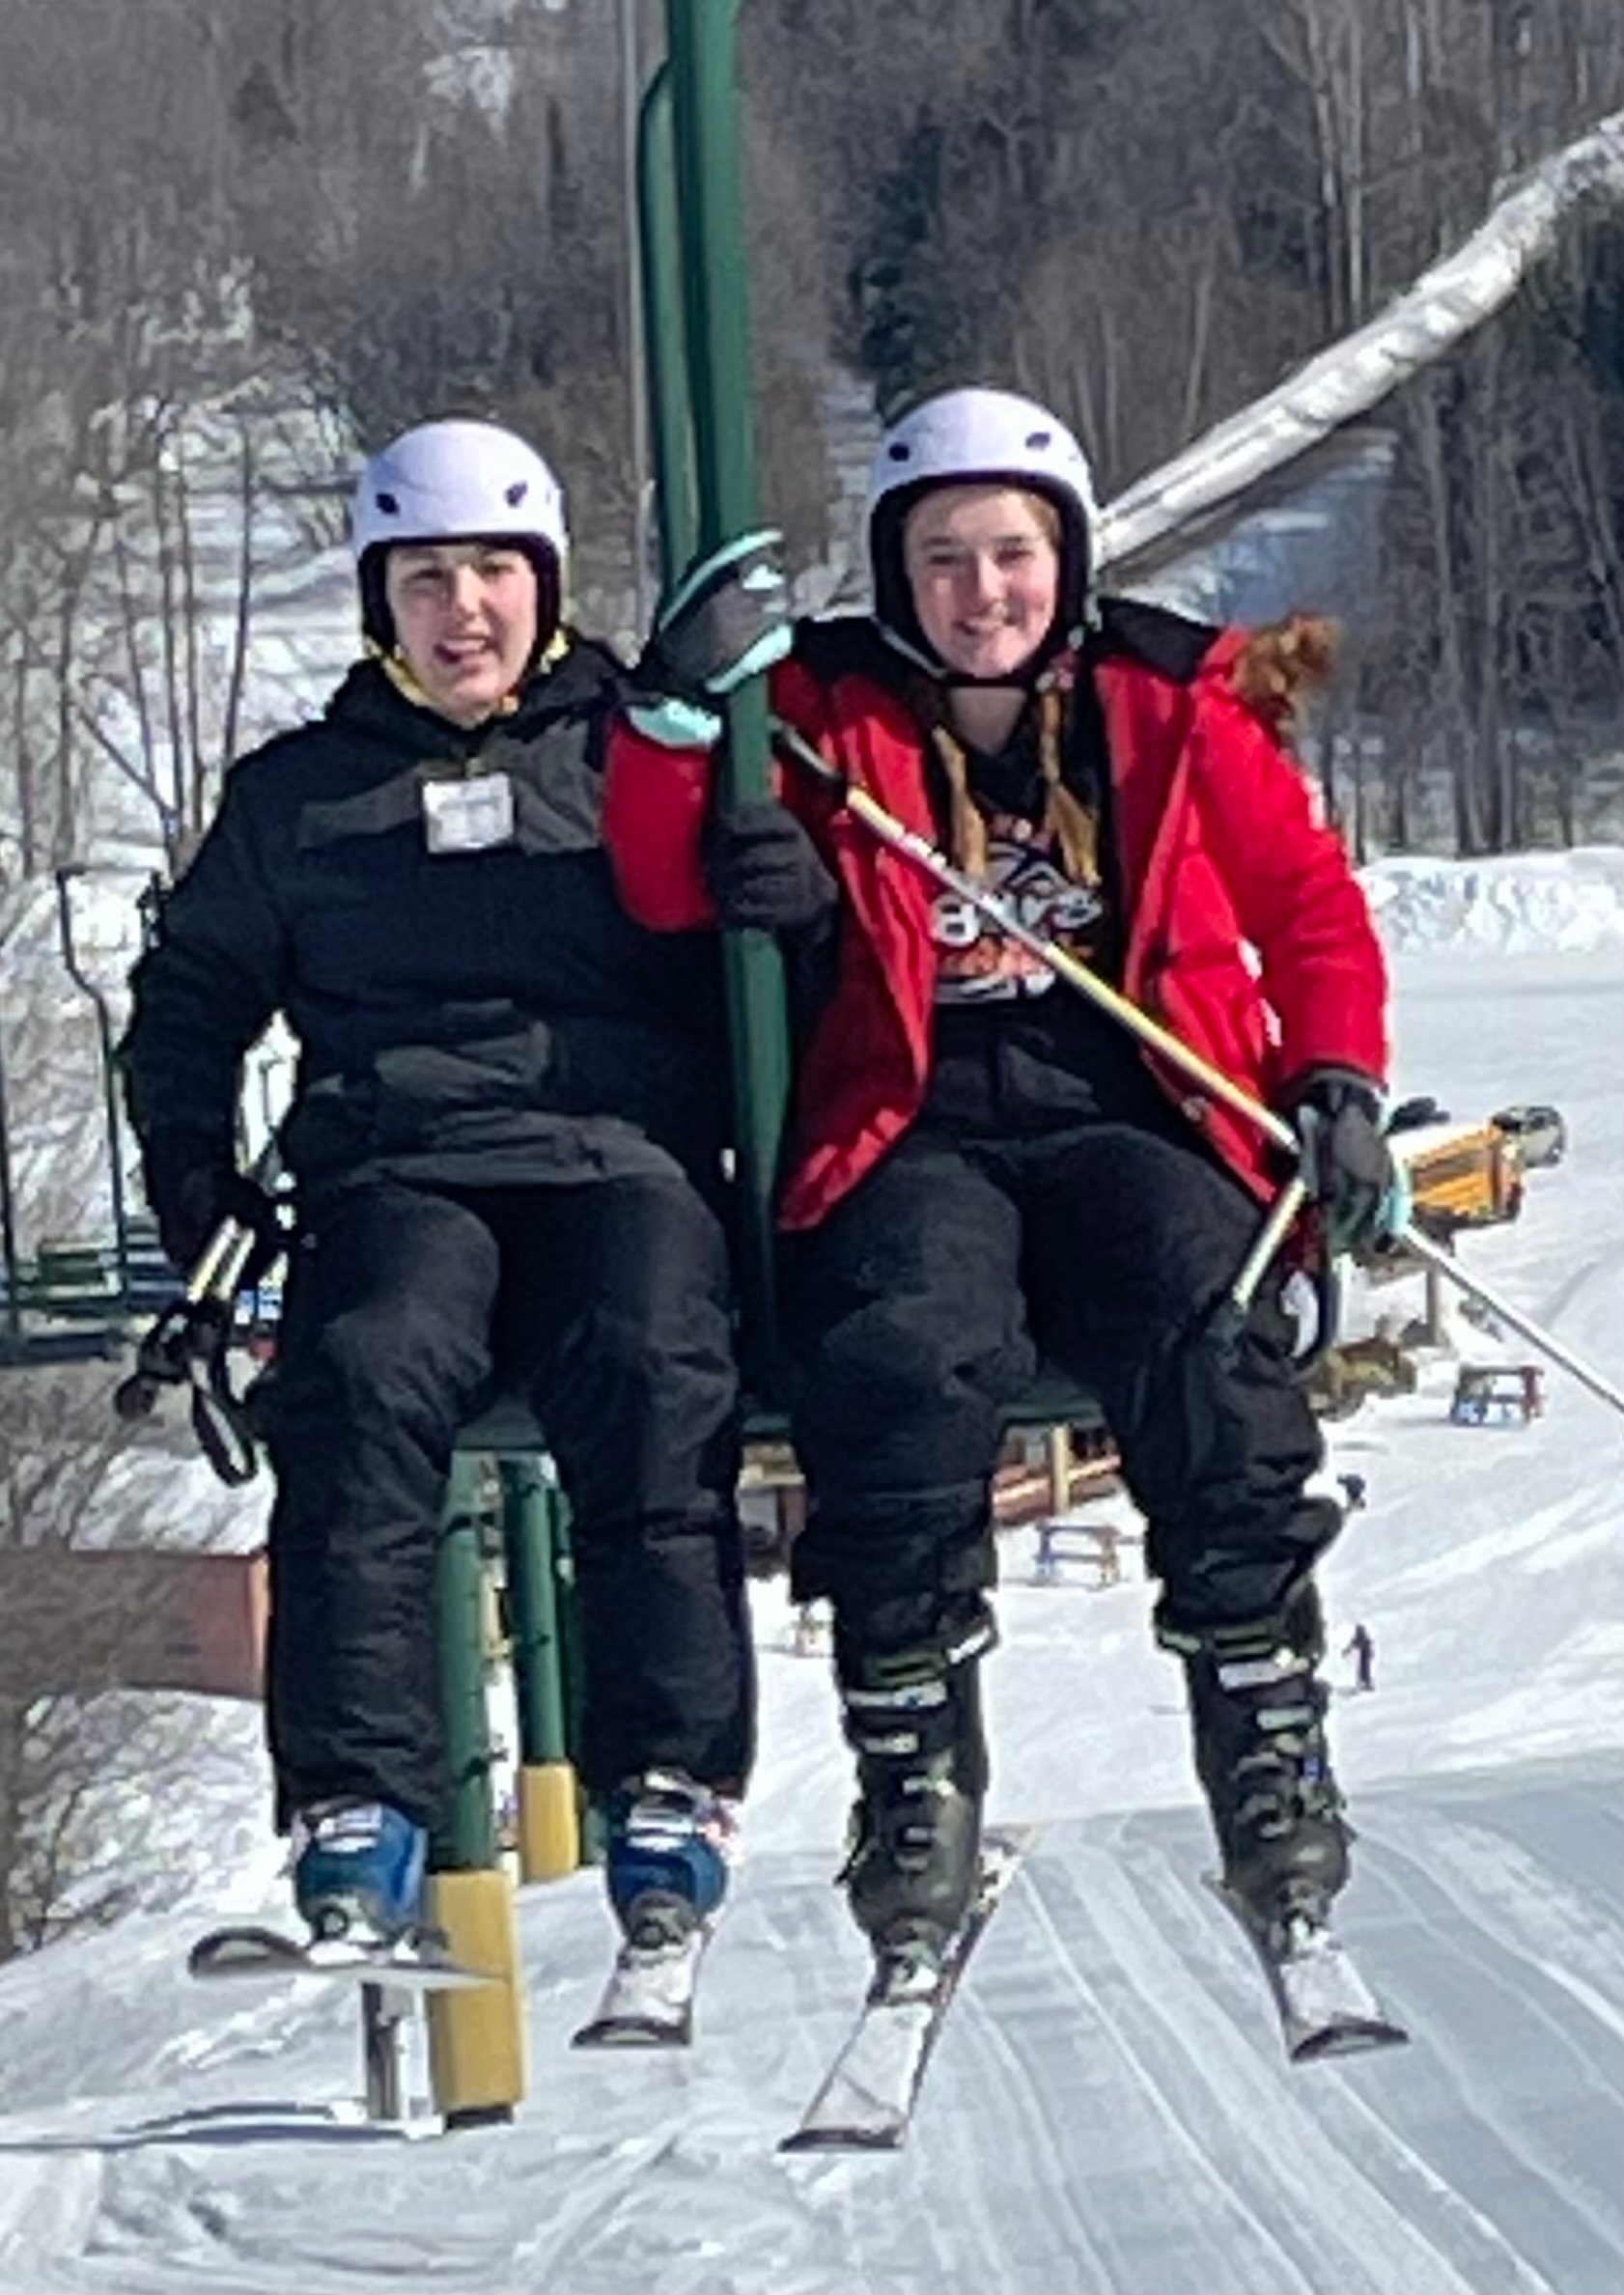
[0,1768,1618,2294]
[0,871,1618,2293]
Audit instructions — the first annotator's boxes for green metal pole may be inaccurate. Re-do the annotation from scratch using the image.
[533,1477,602,1865]
[666,3,758,591]
[433,1455,497,1871]
[619,0,655,630]
[636,65,699,583]
[665,0,790,1395]
[498,1458,570,1765]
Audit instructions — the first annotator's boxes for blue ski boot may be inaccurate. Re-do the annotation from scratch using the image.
[292,1800,428,1945]
[574,1774,739,2044]
[605,1771,737,1950]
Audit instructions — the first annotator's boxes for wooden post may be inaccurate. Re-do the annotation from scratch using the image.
[1046,1424,1072,1515]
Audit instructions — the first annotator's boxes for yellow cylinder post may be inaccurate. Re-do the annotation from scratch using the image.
[424,1867,526,2125]
[518,1760,580,1883]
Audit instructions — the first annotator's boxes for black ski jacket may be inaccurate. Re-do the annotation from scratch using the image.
[120,645,728,1215]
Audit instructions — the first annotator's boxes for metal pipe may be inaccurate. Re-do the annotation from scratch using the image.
[53,868,132,1309]
[499,1460,571,1767]
[619,0,654,628]
[434,1457,498,1873]
[665,0,790,1391]
[634,64,698,583]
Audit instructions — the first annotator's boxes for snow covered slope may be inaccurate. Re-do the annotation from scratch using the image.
[0,854,1618,2295]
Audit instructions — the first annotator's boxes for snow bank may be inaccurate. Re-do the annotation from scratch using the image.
[1361,846,1624,955]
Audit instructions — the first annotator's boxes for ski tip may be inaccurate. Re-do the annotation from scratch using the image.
[779,2123,907,2155]
[187,1925,298,1977]
[1200,1874,1410,2064]
[186,1924,496,1991]
[1290,2017,1412,2062]
[572,2017,692,2049]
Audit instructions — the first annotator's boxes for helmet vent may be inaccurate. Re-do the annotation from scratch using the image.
[505,480,528,505]
[376,490,400,516]
[1025,431,1051,449]
[887,442,911,462]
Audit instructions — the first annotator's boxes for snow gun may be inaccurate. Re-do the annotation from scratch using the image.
[113,1146,286,1486]
[771,718,1624,1426]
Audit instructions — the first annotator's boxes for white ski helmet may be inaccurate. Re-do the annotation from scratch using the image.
[868,386,1099,673]
[350,417,569,656]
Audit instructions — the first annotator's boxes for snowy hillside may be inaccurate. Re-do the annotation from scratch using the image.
[0,854,1619,2295]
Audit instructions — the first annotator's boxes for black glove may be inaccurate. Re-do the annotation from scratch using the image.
[1280,1066,1400,1257]
[630,530,792,738]
[142,1132,283,1276]
[704,799,838,935]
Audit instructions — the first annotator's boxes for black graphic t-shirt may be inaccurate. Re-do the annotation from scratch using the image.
[921,700,1174,1136]
[932,808,1108,1004]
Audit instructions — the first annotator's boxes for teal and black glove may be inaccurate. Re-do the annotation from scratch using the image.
[627,530,793,748]
[1281,1066,1409,1256]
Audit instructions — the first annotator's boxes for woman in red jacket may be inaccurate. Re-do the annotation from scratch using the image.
[606,386,1395,1990]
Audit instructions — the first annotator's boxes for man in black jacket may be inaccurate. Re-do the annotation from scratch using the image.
[121,418,759,1962]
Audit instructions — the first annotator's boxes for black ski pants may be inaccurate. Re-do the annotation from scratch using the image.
[784,1121,1340,1664]
[263,1171,752,1830]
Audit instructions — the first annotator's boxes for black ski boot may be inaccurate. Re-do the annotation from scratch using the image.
[1174,1587,1350,1941]
[835,1621,993,1988]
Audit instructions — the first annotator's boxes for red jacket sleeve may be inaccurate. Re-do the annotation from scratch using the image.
[602,658,844,929]
[601,715,718,930]
[1187,669,1389,1087]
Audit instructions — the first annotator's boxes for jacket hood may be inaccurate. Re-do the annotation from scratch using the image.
[1094,600,1338,740]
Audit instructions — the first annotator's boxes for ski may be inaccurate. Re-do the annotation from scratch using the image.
[1204,1878,1410,2061]
[187,1922,494,1994]
[780,1824,1033,2152]
[572,1923,712,2048]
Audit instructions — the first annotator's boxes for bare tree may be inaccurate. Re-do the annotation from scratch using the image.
[0,1362,254,1960]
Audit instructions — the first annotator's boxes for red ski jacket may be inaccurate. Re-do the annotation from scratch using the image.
[603,614,1388,1231]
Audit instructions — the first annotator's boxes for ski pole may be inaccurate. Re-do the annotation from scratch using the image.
[771,717,1624,1420]
[1387,1221,1624,1420]
[770,719,1299,1156]
[1230,1174,1311,1307]
[114,1145,286,1482]
[113,1213,263,1484]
